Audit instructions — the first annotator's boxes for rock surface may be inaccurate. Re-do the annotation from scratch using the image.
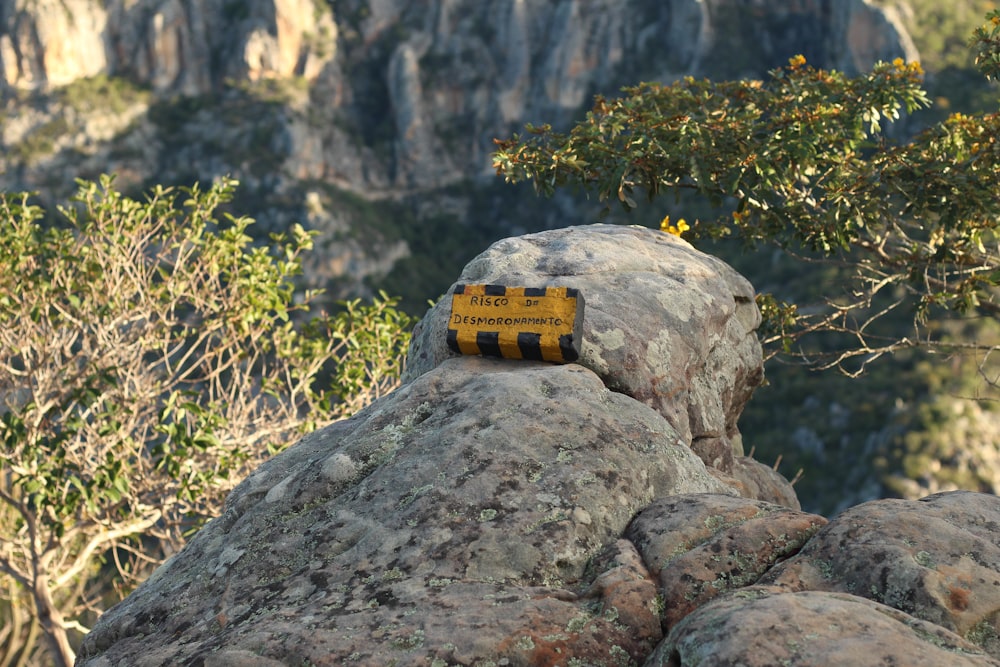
[762,491,1000,654]
[647,490,1000,666]
[404,224,764,475]
[652,586,1000,667]
[79,357,735,666]
[78,225,1000,666]
[0,0,915,100]
[626,494,827,632]
[1,0,334,91]
[723,454,803,509]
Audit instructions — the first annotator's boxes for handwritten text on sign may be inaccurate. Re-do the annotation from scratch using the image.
[446,284,584,363]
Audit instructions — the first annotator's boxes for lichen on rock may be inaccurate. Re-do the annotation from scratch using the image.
[405,223,765,474]
[79,355,735,665]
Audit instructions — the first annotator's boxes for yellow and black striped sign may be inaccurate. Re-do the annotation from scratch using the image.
[447,284,584,363]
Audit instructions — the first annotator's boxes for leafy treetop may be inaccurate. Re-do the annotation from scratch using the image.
[494,10,1000,374]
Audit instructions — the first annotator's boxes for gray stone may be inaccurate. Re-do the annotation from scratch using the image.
[762,490,1000,658]
[78,356,733,666]
[718,455,802,509]
[626,494,826,632]
[649,586,1000,667]
[404,224,764,473]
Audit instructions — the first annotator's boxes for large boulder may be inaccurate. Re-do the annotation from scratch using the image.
[79,357,736,666]
[625,494,827,632]
[405,223,764,476]
[648,491,1000,666]
[652,586,1000,667]
[648,491,1000,667]
[762,490,1000,654]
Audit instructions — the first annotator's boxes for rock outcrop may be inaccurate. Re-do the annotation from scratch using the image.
[0,0,916,100]
[80,357,735,666]
[654,586,1000,667]
[652,491,1000,667]
[404,224,764,480]
[762,491,1000,651]
[79,225,1000,666]
[0,0,335,92]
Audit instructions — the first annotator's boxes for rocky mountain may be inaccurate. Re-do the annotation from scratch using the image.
[3,0,995,515]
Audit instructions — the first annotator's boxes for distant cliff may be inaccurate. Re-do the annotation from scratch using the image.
[0,0,918,299]
[1,0,916,191]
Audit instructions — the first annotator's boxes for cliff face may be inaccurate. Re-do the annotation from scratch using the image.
[0,0,918,300]
[0,0,916,192]
[0,0,334,92]
[78,224,1000,666]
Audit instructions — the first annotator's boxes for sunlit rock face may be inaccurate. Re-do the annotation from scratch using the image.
[405,224,764,479]
[0,0,334,92]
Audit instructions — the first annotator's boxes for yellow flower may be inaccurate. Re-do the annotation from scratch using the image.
[992,15,999,27]
[660,215,690,237]
[789,54,807,69]
[891,57,923,76]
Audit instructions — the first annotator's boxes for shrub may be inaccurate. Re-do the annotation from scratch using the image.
[0,176,412,666]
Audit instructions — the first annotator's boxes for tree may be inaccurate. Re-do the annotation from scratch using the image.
[0,176,413,667]
[493,11,1000,376]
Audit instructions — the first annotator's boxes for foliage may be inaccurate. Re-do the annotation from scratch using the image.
[57,74,151,116]
[872,0,995,71]
[873,315,1000,498]
[659,215,690,237]
[0,176,412,666]
[0,75,150,166]
[865,0,999,128]
[973,10,1000,80]
[494,11,1000,375]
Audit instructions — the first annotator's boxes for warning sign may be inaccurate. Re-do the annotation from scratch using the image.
[446,284,584,363]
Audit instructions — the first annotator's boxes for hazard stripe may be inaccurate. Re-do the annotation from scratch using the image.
[446,284,584,363]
